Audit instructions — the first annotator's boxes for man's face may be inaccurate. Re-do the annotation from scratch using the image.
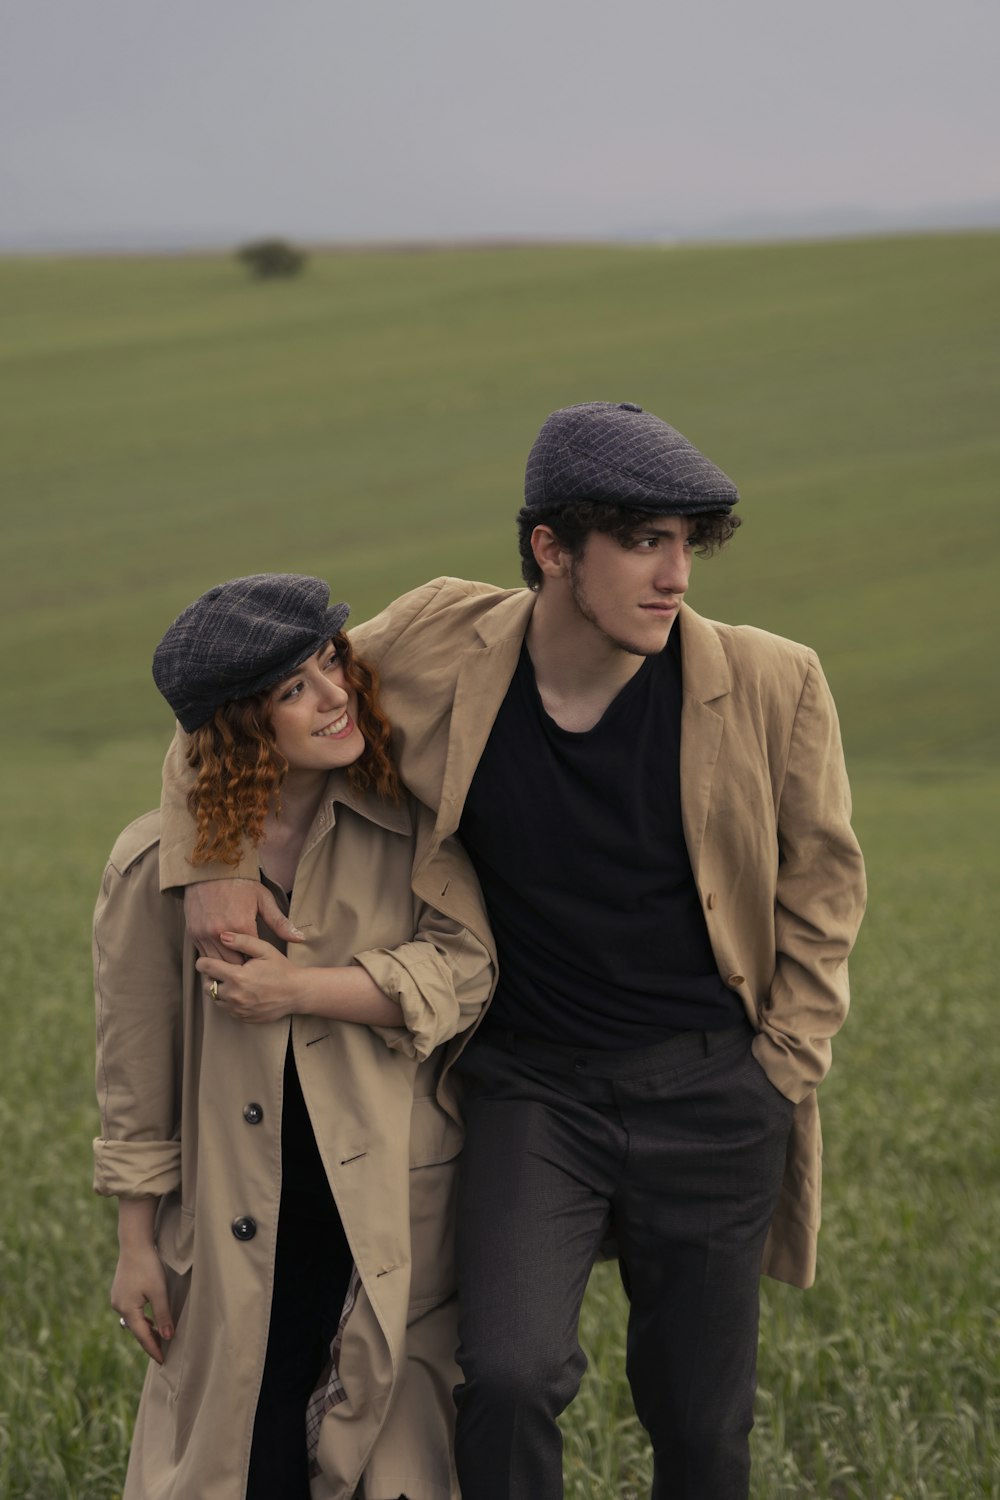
[565,517,695,656]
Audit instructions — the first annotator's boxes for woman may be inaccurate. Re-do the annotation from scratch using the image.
[93,573,495,1500]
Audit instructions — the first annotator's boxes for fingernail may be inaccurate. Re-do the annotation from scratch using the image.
[290,927,304,939]
[220,932,235,942]
[161,1324,174,1340]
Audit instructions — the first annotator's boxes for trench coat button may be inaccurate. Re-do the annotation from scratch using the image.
[231,1216,257,1241]
[243,1102,264,1125]
[727,973,746,987]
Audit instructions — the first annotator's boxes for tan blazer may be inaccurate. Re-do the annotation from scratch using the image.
[160,577,866,1289]
[97,780,494,1500]
[351,578,866,1289]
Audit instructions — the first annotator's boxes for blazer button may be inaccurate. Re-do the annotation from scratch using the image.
[727,973,746,987]
[243,1102,264,1125]
[231,1216,257,1241]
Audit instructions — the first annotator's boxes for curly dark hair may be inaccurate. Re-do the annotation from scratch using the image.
[185,632,399,867]
[516,501,741,589]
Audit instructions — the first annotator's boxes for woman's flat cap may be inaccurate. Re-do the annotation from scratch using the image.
[152,573,350,732]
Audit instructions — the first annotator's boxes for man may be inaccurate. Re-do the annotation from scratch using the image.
[161,401,866,1500]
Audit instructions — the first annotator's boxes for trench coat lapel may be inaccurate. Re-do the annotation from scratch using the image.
[433,589,536,843]
[678,605,732,881]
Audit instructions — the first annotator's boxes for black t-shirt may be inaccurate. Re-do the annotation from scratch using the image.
[459,624,742,1048]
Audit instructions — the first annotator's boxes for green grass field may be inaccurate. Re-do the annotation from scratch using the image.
[1,234,998,1497]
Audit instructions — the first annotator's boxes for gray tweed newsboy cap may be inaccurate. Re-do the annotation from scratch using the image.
[524,401,739,515]
[152,574,350,732]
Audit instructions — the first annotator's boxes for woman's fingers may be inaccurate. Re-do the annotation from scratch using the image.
[111,1242,173,1366]
[115,1303,165,1365]
[218,931,272,958]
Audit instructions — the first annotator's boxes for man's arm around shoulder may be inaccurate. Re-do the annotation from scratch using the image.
[159,728,298,959]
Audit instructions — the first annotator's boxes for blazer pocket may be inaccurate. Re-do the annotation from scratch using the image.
[407,1096,463,1314]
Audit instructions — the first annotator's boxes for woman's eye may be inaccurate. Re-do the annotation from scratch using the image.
[280,682,303,702]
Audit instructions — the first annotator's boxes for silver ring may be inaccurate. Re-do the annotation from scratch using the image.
[119,1315,128,1330]
[209,979,219,1002]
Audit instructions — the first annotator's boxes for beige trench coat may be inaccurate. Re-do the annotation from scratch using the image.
[95,776,494,1500]
[161,578,866,1289]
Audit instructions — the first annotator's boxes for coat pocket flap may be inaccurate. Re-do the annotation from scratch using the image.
[155,1195,195,1274]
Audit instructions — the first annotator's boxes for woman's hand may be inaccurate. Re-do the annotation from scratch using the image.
[112,1199,173,1365]
[196,933,305,1023]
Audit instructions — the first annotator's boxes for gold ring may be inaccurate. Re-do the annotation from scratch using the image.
[209,979,219,1002]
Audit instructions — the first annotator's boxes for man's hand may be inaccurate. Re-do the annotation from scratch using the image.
[183,879,304,962]
[197,933,304,1023]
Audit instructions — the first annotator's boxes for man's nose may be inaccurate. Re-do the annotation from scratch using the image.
[655,544,691,592]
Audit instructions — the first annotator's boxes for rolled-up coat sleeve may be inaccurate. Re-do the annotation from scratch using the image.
[92,826,186,1198]
[752,653,867,1102]
[357,906,494,1061]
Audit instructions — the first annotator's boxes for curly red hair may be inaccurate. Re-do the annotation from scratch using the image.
[186,634,400,867]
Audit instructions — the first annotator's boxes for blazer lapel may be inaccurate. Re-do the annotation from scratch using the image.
[432,589,536,843]
[678,605,731,880]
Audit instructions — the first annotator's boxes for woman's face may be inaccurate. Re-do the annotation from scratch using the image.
[268,641,365,773]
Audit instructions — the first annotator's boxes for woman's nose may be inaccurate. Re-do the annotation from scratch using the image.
[319,679,349,710]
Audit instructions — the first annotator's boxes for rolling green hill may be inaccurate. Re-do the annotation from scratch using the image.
[2,234,998,765]
[1,235,997,1498]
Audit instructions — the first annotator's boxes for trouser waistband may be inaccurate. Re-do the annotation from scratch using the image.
[471,1016,755,1081]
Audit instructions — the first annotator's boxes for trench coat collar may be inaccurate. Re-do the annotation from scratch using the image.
[301,769,413,864]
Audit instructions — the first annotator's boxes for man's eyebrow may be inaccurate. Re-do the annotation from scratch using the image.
[633,519,688,536]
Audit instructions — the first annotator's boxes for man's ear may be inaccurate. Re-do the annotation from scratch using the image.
[530,524,570,580]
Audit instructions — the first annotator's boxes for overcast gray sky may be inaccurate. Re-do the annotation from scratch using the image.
[3,0,998,249]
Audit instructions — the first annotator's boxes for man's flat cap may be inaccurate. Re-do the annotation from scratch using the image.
[524,401,739,515]
[152,573,350,732]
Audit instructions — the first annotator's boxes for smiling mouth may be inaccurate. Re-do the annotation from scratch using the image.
[313,712,352,738]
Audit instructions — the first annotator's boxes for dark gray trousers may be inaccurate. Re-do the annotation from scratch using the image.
[452,1019,794,1500]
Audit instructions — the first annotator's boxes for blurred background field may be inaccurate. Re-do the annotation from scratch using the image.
[0,232,998,1497]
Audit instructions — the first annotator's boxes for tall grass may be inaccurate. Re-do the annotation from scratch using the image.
[1,234,997,1496]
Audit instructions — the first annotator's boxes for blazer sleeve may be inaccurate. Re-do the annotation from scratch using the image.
[158,727,261,891]
[752,652,867,1103]
[92,834,187,1197]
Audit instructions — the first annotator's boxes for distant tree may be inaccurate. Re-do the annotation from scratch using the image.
[236,238,307,279]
